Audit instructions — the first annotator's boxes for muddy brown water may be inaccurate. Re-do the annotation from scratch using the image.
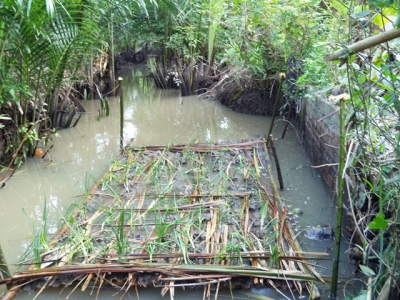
[0,69,354,299]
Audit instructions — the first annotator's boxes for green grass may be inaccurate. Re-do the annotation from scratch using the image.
[22,199,50,268]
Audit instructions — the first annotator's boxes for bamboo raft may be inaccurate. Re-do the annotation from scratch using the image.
[1,140,329,299]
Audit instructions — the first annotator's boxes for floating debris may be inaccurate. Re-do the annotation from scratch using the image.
[304,226,334,240]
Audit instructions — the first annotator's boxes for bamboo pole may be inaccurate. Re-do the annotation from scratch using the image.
[331,93,350,298]
[6,263,327,283]
[90,48,94,100]
[266,73,285,147]
[118,77,124,150]
[102,251,328,261]
[110,14,116,96]
[268,134,284,190]
[126,139,267,152]
[324,28,400,62]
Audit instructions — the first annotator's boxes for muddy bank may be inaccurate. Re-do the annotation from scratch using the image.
[117,48,284,116]
[115,46,156,70]
[201,67,281,115]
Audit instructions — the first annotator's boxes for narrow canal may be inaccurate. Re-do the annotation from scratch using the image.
[0,69,353,299]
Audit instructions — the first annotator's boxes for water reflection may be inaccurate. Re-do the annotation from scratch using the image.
[119,70,269,146]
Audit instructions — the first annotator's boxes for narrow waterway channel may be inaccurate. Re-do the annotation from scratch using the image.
[1,69,354,299]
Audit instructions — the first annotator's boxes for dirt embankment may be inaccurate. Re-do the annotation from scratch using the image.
[200,67,282,116]
[117,48,285,116]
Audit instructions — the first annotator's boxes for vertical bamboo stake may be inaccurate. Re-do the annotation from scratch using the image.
[331,93,349,298]
[266,73,285,147]
[118,77,124,150]
[269,134,284,190]
[110,14,116,96]
[90,48,94,100]
[0,243,11,289]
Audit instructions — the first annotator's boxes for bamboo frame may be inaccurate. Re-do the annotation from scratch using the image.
[1,141,329,299]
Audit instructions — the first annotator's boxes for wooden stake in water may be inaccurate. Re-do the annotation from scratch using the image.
[118,77,124,150]
[331,93,350,298]
[269,134,284,190]
[266,73,285,147]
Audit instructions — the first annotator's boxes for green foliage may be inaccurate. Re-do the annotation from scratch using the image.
[97,97,110,120]
[110,0,181,51]
[0,0,111,161]
[22,199,50,268]
[341,4,400,296]
[108,209,129,261]
[369,0,400,25]
[369,0,394,8]
[369,212,389,230]
[215,0,346,81]
[269,245,279,269]
[206,0,226,64]
[165,25,200,61]
[216,2,275,76]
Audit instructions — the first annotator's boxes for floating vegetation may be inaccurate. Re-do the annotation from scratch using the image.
[2,140,329,299]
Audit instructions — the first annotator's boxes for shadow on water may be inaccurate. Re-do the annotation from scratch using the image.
[0,68,354,299]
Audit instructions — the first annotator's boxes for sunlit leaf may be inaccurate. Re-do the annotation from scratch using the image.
[369,212,389,230]
[372,7,398,28]
[45,0,55,16]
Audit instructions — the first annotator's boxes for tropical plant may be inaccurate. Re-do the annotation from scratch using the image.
[0,1,90,159]
[0,0,139,163]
